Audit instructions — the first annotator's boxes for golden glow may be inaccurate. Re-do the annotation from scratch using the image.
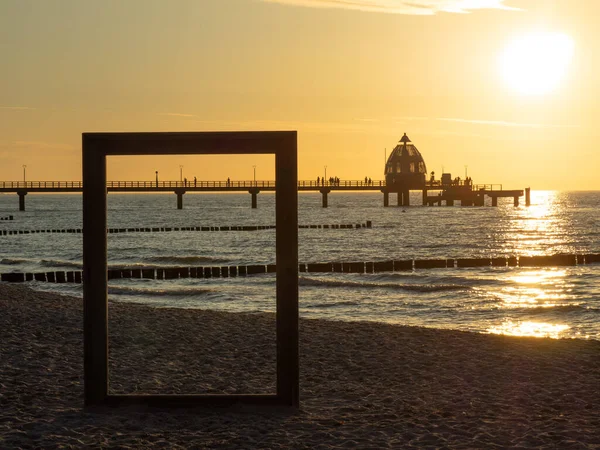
[488,320,570,338]
[502,191,576,257]
[496,269,571,309]
[499,32,574,95]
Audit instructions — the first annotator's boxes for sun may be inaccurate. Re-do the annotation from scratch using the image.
[499,32,574,95]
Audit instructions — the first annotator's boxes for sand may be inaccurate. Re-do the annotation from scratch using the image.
[1,283,599,449]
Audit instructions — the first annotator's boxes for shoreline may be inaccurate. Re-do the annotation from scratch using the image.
[2,283,600,448]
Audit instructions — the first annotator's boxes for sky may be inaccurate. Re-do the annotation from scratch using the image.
[1,0,598,189]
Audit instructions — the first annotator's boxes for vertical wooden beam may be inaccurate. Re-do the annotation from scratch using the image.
[82,137,108,406]
[320,188,329,208]
[17,191,27,211]
[249,188,259,209]
[275,135,299,407]
[175,189,185,209]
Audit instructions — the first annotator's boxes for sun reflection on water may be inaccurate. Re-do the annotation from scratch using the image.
[488,320,571,339]
[500,191,577,257]
[496,269,571,308]
[488,267,578,338]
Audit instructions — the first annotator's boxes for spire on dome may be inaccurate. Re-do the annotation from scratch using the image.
[399,133,411,144]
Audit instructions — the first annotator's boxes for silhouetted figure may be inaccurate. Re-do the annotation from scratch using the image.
[317,176,320,185]
[365,176,368,185]
[227,177,230,186]
[184,177,187,187]
[194,176,197,187]
[368,177,372,185]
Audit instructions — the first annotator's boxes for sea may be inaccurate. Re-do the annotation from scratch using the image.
[1,190,599,340]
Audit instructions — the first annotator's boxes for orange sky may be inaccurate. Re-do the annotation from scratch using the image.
[1,0,598,189]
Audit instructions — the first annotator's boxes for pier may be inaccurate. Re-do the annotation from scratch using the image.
[0,132,529,211]
[0,179,529,211]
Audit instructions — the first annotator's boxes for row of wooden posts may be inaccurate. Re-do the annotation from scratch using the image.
[0,215,14,221]
[1,253,598,283]
[0,221,372,236]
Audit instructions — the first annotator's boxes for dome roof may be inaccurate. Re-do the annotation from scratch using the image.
[384,133,427,188]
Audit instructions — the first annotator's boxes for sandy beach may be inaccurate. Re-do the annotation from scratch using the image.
[1,284,599,449]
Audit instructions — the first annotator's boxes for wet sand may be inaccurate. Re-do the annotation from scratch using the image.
[1,283,599,449]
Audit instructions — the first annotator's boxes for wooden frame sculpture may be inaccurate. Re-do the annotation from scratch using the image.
[82,131,299,407]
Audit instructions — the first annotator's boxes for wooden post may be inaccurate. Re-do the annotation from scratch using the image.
[525,187,531,206]
[403,189,410,206]
[275,137,299,407]
[383,191,389,207]
[320,188,330,208]
[82,138,108,406]
[249,188,260,208]
[492,196,498,207]
[514,196,519,207]
[422,189,427,206]
[175,188,185,209]
[17,191,27,211]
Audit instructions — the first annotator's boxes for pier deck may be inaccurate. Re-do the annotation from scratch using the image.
[0,180,529,210]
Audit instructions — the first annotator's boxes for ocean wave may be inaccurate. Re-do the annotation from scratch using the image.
[40,259,83,269]
[506,304,590,314]
[369,272,497,286]
[0,258,31,265]
[142,255,229,265]
[299,276,469,292]
[0,257,83,269]
[108,285,215,297]
[305,300,362,308]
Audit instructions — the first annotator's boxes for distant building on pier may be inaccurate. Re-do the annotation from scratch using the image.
[384,133,427,190]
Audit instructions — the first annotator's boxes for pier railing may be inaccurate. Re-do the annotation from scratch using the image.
[0,180,504,190]
[1,180,387,189]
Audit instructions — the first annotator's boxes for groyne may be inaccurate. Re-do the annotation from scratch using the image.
[1,253,598,283]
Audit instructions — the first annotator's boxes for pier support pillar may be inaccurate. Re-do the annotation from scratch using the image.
[319,188,331,208]
[174,188,185,210]
[525,187,531,206]
[249,188,260,209]
[491,197,498,207]
[402,190,410,206]
[397,192,402,207]
[447,199,454,207]
[514,196,519,207]
[17,191,27,211]
[382,191,389,207]
[422,189,427,206]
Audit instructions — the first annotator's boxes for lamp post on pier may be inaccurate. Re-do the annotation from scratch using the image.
[252,165,256,186]
[22,165,26,184]
[324,165,327,185]
[179,165,183,183]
